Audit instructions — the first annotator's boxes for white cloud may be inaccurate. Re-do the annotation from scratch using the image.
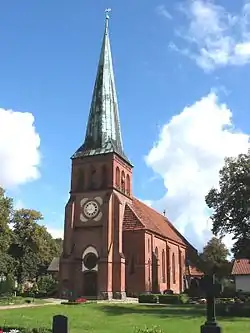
[47,227,64,239]
[0,108,41,189]
[170,0,250,71]
[156,5,173,20]
[145,92,249,251]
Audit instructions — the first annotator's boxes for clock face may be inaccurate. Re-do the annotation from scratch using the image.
[83,200,99,218]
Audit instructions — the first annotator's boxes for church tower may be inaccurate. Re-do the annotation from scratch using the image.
[59,11,133,300]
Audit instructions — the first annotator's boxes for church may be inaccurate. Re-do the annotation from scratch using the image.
[53,13,198,300]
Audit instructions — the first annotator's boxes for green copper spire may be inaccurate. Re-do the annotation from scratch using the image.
[72,10,130,164]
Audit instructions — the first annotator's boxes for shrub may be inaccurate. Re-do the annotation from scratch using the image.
[158,293,189,304]
[138,294,158,303]
[217,302,250,317]
[0,294,14,305]
[158,294,175,304]
[179,293,189,304]
[236,291,250,303]
[37,275,58,297]
[0,275,15,296]
[216,298,234,304]
[221,286,236,298]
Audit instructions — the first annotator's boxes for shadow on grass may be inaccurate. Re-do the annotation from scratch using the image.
[97,304,250,322]
[98,304,206,319]
[0,327,51,333]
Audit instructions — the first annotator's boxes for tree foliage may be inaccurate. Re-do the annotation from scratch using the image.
[0,187,61,283]
[10,209,61,282]
[205,153,250,258]
[0,188,15,274]
[199,237,231,278]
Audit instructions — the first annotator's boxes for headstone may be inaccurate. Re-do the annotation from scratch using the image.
[52,315,68,333]
[200,274,222,333]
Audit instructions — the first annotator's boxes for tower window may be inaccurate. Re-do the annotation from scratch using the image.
[76,169,85,192]
[115,167,120,188]
[101,165,108,188]
[126,174,130,196]
[121,171,125,192]
[89,165,97,189]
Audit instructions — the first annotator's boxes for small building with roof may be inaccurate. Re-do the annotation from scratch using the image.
[231,258,250,292]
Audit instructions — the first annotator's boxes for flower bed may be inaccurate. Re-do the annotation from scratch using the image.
[61,297,87,305]
[0,329,50,333]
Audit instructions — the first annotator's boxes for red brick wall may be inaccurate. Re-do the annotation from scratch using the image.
[123,230,145,295]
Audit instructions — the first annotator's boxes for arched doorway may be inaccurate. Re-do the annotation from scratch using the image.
[82,251,99,297]
[83,271,98,296]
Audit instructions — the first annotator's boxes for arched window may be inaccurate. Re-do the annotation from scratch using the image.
[121,171,125,192]
[182,255,185,270]
[155,247,158,259]
[162,250,166,283]
[126,174,131,196]
[172,252,176,284]
[148,238,150,253]
[101,165,108,188]
[148,259,151,282]
[82,246,98,272]
[115,167,120,188]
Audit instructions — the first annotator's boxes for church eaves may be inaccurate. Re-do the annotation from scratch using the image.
[72,11,131,164]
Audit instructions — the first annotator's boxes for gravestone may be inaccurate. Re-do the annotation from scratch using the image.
[52,315,68,333]
[200,274,222,333]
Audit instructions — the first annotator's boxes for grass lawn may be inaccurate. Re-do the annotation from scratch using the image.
[0,303,250,333]
[0,296,46,306]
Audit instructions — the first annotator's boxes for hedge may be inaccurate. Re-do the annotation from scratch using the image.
[158,294,189,304]
[216,303,250,317]
[138,294,158,303]
[138,293,189,304]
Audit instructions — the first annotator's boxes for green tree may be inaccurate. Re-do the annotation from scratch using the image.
[54,238,63,255]
[0,187,15,274]
[10,209,61,282]
[205,153,250,258]
[37,275,58,296]
[199,237,231,278]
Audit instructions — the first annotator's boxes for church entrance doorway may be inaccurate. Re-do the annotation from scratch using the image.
[83,271,98,297]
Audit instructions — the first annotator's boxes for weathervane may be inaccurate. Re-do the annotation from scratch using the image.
[105,8,111,20]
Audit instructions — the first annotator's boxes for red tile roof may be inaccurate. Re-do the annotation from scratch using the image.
[123,197,186,246]
[185,265,204,277]
[232,259,250,275]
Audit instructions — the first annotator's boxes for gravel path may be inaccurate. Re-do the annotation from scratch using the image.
[0,299,62,310]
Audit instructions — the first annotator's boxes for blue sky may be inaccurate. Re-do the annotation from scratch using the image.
[1,0,250,250]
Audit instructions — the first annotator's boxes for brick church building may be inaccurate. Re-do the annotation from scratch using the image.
[55,13,198,300]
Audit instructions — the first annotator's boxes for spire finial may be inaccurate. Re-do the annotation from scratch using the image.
[104,8,111,33]
[105,8,111,20]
